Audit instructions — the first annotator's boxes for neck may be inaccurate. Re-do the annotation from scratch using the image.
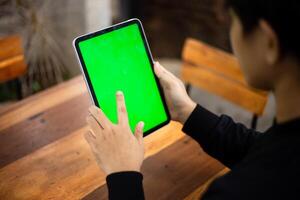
[274,66,300,123]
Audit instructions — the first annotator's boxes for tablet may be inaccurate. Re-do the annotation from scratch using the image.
[73,18,170,137]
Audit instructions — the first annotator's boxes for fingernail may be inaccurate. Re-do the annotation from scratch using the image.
[140,121,144,129]
[116,91,123,96]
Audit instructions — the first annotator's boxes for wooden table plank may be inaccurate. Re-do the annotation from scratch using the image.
[0,76,85,131]
[0,93,91,168]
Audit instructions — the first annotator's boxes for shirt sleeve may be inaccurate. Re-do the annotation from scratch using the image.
[182,104,261,168]
[106,171,145,200]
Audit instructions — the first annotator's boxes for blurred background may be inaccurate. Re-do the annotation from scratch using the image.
[0,0,275,131]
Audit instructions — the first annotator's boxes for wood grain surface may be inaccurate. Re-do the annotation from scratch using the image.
[0,76,224,199]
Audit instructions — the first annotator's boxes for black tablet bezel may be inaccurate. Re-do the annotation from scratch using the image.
[73,18,171,137]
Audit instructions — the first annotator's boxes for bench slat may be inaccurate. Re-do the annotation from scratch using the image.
[182,63,267,115]
[0,35,24,61]
[182,38,245,84]
[0,35,27,82]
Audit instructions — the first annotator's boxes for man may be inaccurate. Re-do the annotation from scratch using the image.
[84,0,300,199]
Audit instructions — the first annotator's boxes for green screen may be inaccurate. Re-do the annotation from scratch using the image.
[78,23,168,134]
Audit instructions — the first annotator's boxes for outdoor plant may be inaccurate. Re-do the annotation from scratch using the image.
[0,0,70,99]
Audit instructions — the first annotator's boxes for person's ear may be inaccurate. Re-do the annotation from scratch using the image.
[259,19,280,65]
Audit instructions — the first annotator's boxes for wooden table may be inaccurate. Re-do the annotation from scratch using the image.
[0,76,224,200]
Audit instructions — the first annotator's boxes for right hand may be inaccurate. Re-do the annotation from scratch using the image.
[154,61,196,125]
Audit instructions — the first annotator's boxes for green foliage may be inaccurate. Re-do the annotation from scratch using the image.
[0,81,17,102]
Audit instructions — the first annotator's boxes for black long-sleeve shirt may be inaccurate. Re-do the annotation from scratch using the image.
[106,104,300,199]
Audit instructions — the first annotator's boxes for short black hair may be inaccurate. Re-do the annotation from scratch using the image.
[226,0,300,60]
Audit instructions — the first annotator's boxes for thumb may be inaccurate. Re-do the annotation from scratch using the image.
[154,61,173,88]
[134,121,144,143]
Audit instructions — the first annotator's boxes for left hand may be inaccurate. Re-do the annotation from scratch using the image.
[84,91,145,175]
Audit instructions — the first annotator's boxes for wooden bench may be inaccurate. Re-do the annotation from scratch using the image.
[181,38,268,129]
[181,38,268,199]
[0,35,27,98]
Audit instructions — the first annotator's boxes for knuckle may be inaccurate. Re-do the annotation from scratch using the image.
[120,105,126,113]
[95,109,101,116]
[111,128,117,135]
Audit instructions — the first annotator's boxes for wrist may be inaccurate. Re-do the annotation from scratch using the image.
[107,170,141,176]
[178,100,197,125]
[106,165,141,175]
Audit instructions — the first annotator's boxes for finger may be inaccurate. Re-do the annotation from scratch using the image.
[84,131,98,152]
[87,129,96,139]
[154,62,173,88]
[153,61,162,76]
[116,91,129,125]
[86,115,105,138]
[154,61,165,77]
[84,130,96,142]
[89,106,110,129]
[154,61,174,76]
[84,132,103,164]
[134,121,144,144]
[84,131,97,152]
